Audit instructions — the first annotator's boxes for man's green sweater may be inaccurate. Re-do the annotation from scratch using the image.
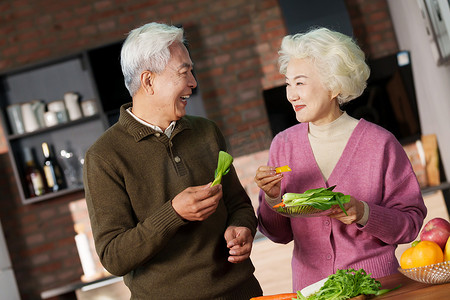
[83,103,262,299]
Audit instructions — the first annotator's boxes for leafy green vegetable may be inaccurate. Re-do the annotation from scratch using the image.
[211,151,233,186]
[296,268,398,300]
[276,185,350,215]
[375,285,401,296]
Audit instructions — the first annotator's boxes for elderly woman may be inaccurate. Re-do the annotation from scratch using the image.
[254,27,427,291]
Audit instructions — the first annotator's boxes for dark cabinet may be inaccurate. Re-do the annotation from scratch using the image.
[0,41,130,204]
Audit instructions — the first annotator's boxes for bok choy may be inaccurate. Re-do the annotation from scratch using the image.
[211,151,233,186]
[275,185,350,215]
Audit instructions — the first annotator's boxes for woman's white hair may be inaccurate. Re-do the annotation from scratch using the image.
[121,22,184,97]
[278,27,370,105]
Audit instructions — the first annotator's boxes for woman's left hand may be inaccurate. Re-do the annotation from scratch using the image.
[327,196,365,225]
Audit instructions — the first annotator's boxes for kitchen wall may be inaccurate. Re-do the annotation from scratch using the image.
[387,0,450,179]
[0,0,402,299]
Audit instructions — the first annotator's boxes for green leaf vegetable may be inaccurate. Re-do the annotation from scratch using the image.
[296,268,400,300]
[211,151,233,186]
[275,185,350,215]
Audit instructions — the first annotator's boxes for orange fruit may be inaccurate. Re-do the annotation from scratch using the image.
[445,236,450,261]
[400,240,444,269]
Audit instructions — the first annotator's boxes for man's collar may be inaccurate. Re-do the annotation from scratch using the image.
[119,103,192,142]
[126,107,176,137]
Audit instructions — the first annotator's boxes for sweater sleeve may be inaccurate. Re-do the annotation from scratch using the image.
[212,124,259,236]
[256,133,293,244]
[358,135,427,245]
[223,164,259,236]
[83,151,186,276]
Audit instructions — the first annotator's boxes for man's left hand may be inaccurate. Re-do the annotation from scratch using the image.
[224,226,253,263]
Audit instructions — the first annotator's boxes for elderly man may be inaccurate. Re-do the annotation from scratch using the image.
[83,22,262,299]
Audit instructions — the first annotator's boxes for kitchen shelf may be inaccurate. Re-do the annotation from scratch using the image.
[23,187,85,205]
[7,114,101,141]
[0,40,130,205]
[421,182,450,195]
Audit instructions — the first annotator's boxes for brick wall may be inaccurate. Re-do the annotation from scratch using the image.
[345,0,398,59]
[0,154,85,299]
[0,0,398,299]
[0,0,286,157]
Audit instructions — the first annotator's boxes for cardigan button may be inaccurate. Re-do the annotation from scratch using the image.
[326,254,332,260]
[155,132,161,137]
[174,156,181,163]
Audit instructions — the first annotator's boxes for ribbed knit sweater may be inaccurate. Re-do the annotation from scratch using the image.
[258,118,427,291]
[83,103,262,299]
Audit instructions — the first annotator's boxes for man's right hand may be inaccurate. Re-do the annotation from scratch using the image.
[172,183,222,221]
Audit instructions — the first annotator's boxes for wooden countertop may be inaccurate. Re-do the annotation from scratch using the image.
[40,270,450,299]
[374,271,450,299]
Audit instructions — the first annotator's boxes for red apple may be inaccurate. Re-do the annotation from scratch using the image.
[420,218,450,250]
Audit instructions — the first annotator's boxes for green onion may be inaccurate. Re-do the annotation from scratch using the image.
[211,151,233,186]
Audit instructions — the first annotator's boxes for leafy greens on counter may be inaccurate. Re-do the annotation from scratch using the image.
[296,268,400,300]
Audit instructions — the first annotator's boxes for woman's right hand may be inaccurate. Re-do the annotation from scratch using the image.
[254,166,283,198]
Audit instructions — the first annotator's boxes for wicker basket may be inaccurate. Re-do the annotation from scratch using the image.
[398,261,450,284]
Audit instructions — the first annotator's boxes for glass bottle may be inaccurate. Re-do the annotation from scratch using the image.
[41,142,66,192]
[23,147,46,197]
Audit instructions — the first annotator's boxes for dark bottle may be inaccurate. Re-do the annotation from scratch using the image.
[23,147,46,197]
[41,142,66,192]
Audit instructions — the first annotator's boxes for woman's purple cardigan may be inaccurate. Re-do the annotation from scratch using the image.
[257,119,427,291]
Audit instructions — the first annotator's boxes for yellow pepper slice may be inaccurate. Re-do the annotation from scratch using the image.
[275,165,292,173]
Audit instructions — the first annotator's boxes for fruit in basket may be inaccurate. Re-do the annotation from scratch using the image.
[445,236,450,261]
[420,218,450,250]
[400,240,444,269]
